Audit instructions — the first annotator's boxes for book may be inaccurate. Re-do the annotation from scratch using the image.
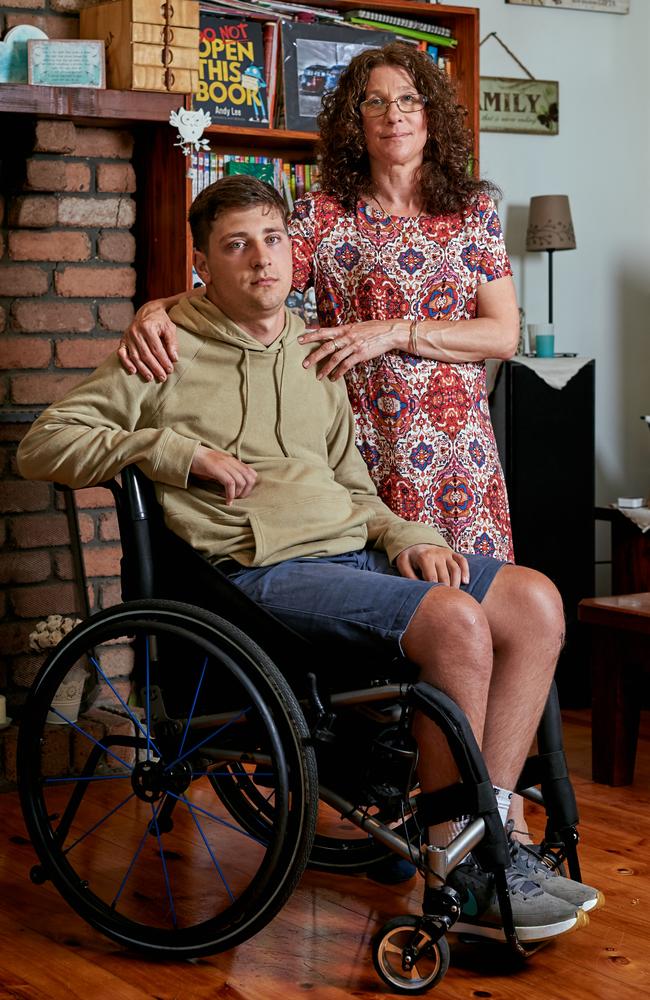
[201,0,344,23]
[280,20,395,132]
[345,9,452,38]
[225,159,275,183]
[195,13,270,128]
[262,20,280,124]
[345,17,457,49]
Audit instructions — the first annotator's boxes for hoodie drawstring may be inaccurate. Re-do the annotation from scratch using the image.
[275,342,289,457]
[233,350,250,460]
[233,345,289,459]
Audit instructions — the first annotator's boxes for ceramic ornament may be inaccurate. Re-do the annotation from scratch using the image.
[169,106,212,157]
[0,24,48,83]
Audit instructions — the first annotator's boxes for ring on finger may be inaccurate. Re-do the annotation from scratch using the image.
[332,339,340,351]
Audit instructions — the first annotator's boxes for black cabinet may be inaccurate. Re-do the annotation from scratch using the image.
[490,359,595,706]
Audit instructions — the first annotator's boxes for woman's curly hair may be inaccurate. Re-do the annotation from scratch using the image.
[317,42,499,215]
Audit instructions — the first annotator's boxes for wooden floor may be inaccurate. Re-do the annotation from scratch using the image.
[1,709,649,999]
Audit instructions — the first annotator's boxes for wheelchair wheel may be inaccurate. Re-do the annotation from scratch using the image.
[18,599,318,959]
[373,915,450,993]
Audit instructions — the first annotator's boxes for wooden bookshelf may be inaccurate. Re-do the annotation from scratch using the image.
[140,1,480,302]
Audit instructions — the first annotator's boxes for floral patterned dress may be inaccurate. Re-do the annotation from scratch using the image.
[289,190,514,562]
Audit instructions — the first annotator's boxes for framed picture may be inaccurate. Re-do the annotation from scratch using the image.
[281,22,394,133]
[505,0,629,13]
[480,77,559,135]
[28,39,105,89]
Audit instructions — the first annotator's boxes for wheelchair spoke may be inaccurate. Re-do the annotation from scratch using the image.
[186,801,235,903]
[62,790,136,856]
[177,656,208,759]
[164,707,251,772]
[112,800,162,909]
[90,653,161,759]
[149,803,177,929]
[166,790,268,847]
[46,711,133,771]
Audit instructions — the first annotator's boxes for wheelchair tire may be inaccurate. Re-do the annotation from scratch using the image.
[18,599,318,959]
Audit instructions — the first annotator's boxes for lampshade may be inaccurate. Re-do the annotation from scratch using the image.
[526,195,576,252]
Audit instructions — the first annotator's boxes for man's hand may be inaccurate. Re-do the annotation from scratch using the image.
[190,446,257,505]
[396,545,470,588]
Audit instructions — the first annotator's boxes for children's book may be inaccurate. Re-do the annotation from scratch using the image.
[195,13,270,128]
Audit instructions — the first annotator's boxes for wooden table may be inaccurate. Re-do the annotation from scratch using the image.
[578,592,650,785]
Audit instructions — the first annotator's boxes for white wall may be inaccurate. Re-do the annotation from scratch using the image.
[453,0,650,508]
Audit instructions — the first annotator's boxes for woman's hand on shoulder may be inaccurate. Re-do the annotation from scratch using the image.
[298,320,403,380]
[118,299,181,382]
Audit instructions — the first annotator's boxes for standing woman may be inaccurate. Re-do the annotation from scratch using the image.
[291,43,518,561]
[118,43,519,562]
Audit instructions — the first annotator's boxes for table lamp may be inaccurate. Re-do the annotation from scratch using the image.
[526,195,576,324]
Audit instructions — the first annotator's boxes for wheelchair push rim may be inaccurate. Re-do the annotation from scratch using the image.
[18,600,318,959]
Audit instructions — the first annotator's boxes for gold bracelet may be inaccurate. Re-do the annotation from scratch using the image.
[408,318,419,356]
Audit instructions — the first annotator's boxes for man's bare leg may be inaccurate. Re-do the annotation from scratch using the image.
[479,566,564,795]
[400,585,494,793]
[401,565,564,798]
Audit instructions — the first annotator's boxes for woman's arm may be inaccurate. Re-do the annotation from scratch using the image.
[118,286,206,381]
[299,276,520,380]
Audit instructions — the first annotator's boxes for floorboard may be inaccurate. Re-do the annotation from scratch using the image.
[1,710,648,998]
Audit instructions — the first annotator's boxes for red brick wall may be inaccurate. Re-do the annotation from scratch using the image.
[0,5,141,782]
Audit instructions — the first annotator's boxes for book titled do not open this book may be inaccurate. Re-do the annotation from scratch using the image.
[195,13,270,128]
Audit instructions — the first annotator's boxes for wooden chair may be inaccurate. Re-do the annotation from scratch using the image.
[578,593,650,785]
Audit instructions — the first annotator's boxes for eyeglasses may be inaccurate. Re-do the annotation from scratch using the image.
[359,94,428,118]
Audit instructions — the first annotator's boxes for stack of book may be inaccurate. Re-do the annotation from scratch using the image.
[195,0,458,131]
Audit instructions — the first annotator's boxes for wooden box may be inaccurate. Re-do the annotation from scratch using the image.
[80,0,199,93]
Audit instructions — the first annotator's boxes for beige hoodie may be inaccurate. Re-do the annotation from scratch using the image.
[17,297,448,567]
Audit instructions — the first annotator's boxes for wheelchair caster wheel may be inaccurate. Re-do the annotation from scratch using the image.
[372,915,450,993]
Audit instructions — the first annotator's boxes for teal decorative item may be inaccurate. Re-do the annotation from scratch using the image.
[28,39,105,89]
[0,24,48,83]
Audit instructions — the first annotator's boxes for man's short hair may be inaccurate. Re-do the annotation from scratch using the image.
[189,175,289,252]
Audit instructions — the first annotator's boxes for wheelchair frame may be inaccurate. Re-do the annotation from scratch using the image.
[17,466,582,994]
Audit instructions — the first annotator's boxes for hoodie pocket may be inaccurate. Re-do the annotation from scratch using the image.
[248,495,363,565]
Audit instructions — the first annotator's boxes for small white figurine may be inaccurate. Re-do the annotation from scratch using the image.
[169,106,212,157]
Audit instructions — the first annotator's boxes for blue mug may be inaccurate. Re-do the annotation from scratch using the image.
[536,333,555,358]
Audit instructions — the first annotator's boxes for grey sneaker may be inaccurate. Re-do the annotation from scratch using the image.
[446,860,588,943]
[506,823,604,913]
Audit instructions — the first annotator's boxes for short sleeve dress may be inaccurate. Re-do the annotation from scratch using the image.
[289,190,514,562]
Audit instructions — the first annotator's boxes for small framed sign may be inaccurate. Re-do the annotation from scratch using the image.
[28,39,106,89]
[480,77,559,135]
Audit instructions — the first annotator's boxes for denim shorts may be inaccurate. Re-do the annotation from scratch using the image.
[222,549,504,657]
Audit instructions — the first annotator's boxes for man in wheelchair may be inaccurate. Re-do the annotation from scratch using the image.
[18,175,601,948]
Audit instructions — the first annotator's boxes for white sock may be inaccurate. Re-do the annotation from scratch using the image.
[494,785,514,826]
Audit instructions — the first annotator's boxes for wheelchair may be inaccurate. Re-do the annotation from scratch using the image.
[17,466,583,993]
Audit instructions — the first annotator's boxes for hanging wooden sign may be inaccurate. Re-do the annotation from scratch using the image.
[506,1,628,13]
[480,77,559,135]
